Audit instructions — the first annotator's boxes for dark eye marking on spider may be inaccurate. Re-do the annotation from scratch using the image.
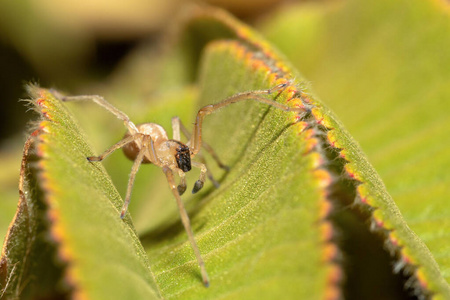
[53,81,304,287]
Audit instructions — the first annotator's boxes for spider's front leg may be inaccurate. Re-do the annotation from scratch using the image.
[163,166,210,287]
[188,82,304,157]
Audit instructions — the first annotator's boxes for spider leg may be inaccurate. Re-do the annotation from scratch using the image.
[189,83,304,156]
[54,91,139,134]
[120,135,150,219]
[171,116,181,141]
[198,142,229,171]
[172,116,229,171]
[87,134,142,162]
[163,166,210,287]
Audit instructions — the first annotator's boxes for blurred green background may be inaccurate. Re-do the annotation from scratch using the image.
[0,0,289,144]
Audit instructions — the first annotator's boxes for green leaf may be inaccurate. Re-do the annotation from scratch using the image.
[262,0,450,290]
[0,87,160,299]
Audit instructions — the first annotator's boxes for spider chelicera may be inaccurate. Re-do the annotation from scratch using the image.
[56,82,303,287]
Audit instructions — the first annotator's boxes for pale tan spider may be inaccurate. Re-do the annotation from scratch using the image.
[56,82,303,287]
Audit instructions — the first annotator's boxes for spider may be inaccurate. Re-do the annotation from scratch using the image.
[55,82,303,287]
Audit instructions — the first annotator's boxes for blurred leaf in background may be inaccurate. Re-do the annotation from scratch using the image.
[0,0,286,143]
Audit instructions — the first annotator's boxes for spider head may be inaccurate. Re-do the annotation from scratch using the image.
[175,143,191,172]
